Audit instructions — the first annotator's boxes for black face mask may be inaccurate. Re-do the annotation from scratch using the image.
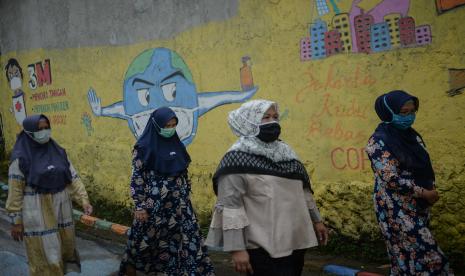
[257,122,281,143]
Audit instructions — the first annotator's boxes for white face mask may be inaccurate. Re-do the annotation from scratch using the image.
[27,129,51,144]
[10,76,22,90]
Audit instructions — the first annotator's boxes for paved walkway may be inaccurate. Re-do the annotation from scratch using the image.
[0,207,389,276]
[0,208,122,276]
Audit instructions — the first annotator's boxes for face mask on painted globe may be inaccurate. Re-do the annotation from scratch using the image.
[256,121,281,143]
[27,129,51,144]
[10,77,22,90]
[383,97,416,130]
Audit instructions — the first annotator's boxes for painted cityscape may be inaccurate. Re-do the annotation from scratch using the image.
[300,0,432,61]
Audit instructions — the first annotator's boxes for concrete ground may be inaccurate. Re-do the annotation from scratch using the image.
[0,207,389,276]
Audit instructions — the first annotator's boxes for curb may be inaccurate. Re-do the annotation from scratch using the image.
[0,181,130,236]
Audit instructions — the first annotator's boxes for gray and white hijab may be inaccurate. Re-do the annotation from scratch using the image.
[213,99,312,195]
[227,99,298,162]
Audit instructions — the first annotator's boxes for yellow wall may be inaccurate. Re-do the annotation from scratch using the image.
[1,0,464,258]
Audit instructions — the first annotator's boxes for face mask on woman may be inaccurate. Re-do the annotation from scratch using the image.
[256,121,281,143]
[26,129,51,144]
[383,97,416,130]
[152,118,177,138]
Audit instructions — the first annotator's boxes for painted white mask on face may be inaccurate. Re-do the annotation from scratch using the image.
[10,77,22,90]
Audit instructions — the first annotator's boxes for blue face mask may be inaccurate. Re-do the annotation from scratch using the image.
[383,97,415,130]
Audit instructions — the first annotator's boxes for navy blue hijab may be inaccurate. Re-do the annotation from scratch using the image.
[373,90,435,190]
[134,107,191,176]
[11,114,72,193]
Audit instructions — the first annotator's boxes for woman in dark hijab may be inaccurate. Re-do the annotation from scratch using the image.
[119,107,215,276]
[366,91,450,275]
[6,114,92,276]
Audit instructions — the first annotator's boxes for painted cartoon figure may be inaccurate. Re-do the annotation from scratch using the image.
[87,48,258,145]
[5,58,27,125]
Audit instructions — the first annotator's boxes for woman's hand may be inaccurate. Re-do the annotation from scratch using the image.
[11,224,24,241]
[134,209,148,222]
[231,250,253,274]
[83,203,93,216]
[314,222,329,245]
[422,189,439,205]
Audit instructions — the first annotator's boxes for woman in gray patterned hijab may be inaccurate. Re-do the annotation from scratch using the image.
[227,99,298,162]
[206,99,329,276]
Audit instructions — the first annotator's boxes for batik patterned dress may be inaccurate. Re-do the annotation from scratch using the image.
[366,136,449,275]
[119,150,215,276]
[6,159,89,276]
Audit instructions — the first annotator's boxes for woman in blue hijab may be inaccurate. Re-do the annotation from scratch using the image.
[366,91,450,275]
[6,114,92,275]
[119,107,215,276]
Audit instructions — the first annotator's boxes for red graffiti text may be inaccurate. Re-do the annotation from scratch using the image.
[295,65,377,103]
[307,119,367,142]
[330,147,370,171]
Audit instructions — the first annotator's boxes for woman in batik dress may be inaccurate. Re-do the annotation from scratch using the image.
[366,90,450,275]
[6,114,93,276]
[119,107,214,276]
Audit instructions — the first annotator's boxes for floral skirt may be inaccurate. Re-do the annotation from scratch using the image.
[119,174,215,276]
[374,190,449,275]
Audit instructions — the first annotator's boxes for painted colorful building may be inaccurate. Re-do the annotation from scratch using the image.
[370,22,391,52]
[325,29,343,56]
[354,13,374,54]
[415,24,432,46]
[399,16,416,46]
[384,13,402,48]
[332,13,352,52]
[310,19,327,59]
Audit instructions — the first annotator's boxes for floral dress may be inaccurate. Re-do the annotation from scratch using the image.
[119,150,215,276]
[366,136,449,275]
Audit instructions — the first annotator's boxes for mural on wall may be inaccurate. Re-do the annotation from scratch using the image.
[27,59,69,126]
[447,68,465,96]
[81,112,94,136]
[300,0,433,61]
[4,57,71,127]
[436,0,465,14]
[294,60,377,171]
[87,47,258,145]
[4,58,27,125]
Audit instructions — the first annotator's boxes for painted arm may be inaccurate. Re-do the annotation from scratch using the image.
[197,86,258,117]
[87,87,130,120]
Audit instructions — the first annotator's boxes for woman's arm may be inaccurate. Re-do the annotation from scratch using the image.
[129,153,148,211]
[6,159,25,225]
[366,137,422,196]
[207,174,252,274]
[207,174,249,251]
[304,189,328,245]
[6,159,25,241]
[66,161,92,215]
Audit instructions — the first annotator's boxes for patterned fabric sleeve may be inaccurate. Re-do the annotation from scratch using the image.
[366,137,422,196]
[130,149,148,210]
[6,159,25,225]
[66,161,90,206]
